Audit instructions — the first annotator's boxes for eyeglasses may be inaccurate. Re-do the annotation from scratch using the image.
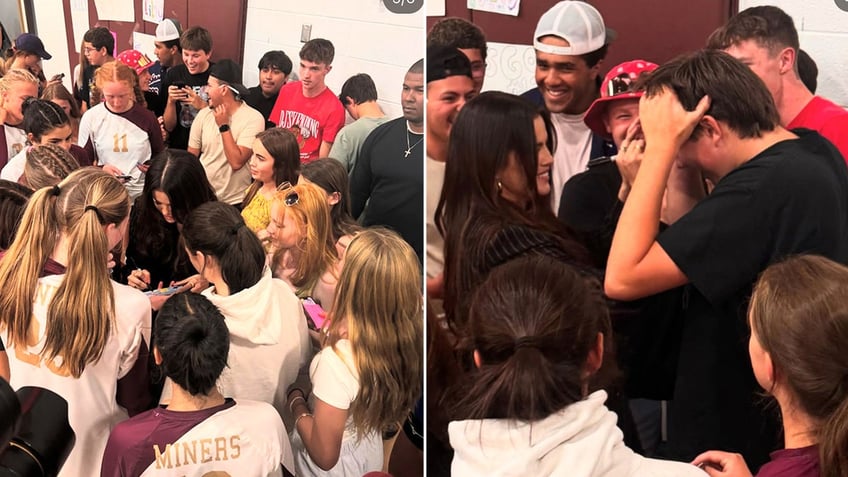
[606,74,637,97]
[83,47,99,55]
[276,181,299,206]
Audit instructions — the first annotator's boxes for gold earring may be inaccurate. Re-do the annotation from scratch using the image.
[496,180,503,192]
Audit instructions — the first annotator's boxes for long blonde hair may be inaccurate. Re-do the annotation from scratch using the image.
[271,182,337,295]
[0,167,130,377]
[326,228,423,436]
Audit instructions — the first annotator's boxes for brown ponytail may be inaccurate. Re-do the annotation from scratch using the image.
[453,255,612,421]
[750,255,848,477]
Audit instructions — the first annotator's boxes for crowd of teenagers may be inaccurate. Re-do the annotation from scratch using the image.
[426,2,848,477]
[0,15,425,477]
[3,1,848,476]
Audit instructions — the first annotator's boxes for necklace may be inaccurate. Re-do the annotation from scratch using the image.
[405,125,423,158]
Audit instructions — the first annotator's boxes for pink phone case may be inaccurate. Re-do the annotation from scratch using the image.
[302,298,326,330]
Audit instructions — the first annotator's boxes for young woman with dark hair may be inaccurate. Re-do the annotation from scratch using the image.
[101,293,295,477]
[181,201,310,420]
[300,157,361,249]
[694,255,848,477]
[242,127,300,242]
[435,91,589,336]
[41,82,82,144]
[0,168,151,476]
[0,97,91,183]
[430,91,596,472]
[449,256,705,476]
[124,148,217,303]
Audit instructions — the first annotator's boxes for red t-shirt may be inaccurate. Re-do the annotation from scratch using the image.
[269,81,345,163]
[787,96,848,163]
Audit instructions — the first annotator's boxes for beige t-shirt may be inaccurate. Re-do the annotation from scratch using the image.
[189,102,264,205]
[427,156,446,278]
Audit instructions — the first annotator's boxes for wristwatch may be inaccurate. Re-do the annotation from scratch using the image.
[218,124,230,133]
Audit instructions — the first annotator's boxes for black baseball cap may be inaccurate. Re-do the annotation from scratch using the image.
[15,33,51,60]
[427,46,472,84]
[209,59,249,99]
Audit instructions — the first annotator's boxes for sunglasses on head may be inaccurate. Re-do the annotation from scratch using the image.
[276,181,299,206]
[607,74,638,97]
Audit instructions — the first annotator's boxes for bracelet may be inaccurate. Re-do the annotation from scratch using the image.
[287,387,304,402]
[288,395,306,414]
[218,124,230,133]
[295,412,313,428]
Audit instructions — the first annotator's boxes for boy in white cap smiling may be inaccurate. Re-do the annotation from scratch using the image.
[148,18,183,116]
[521,0,617,213]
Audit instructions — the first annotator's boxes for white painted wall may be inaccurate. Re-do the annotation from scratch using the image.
[243,0,425,121]
[32,0,71,87]
[12,0,73,92]
[740,0,848,107]
[480,41,535,95]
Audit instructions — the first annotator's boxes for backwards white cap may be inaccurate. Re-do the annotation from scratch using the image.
[534,1,616,56]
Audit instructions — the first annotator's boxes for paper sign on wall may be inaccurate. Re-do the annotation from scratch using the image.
[427,0,446,16]
[467,0,520,16]
[133,31,156,59]
[94,0,134,22]
[142,0,164,23]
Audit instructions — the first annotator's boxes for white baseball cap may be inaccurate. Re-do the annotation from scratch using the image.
[155,18,182,42]
[534,1,616,56]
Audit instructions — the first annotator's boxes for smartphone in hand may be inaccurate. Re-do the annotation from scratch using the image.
[302,298,326,331]
[145,285,181,296]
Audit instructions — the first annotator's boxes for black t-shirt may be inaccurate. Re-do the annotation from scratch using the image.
[559,160,622,269]
[350,118,423,263]
[245,86,279,129]
[160,64,212,149]
[74,64,98,108]
[655,129,848,469]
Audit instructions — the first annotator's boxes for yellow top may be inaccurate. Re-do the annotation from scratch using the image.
[241,191,272,234]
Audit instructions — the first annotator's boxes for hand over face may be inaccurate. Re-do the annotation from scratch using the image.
[617,118,645,188]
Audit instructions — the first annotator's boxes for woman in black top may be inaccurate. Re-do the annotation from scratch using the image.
[123,149,216,302]
[430,91,595,474]
[435,91,590,335]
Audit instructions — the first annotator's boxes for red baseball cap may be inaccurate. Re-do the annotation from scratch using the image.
[116,50,154,75]
[584,59,658,139]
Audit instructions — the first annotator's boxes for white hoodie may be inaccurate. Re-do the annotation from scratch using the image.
[203,267,311,419]
[449,391,707,477]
